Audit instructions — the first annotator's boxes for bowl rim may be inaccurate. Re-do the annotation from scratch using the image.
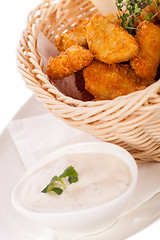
[12,141,138,217]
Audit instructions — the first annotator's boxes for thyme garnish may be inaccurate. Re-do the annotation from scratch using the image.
[116,0,160,34]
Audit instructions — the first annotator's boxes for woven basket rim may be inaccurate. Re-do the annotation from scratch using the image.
[43,77,160,106]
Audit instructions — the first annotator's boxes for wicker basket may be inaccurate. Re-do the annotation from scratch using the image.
[17,0,160,162]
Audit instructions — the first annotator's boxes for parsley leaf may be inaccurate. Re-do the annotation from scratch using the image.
[59,166,78,178]
[144,12,154,20]
[41,166,78,195]
[69,176,78,184]
[51,187,63,195]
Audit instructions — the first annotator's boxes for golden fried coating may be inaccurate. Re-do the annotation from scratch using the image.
[55,19,90,52]
[83,61,155,100]
[47,45,93,80]
[105,13,121,25]
[130,21,160,80]
[86,15,139,64]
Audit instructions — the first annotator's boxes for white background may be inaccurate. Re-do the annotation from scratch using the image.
[0,0,159,239]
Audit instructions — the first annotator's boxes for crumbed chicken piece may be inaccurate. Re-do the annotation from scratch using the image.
[55,14,121,53]
[130,21,160,80]
[55,19,90,52]
[47,45,93,80]
[83,61,155,100]
[86,15,139,64]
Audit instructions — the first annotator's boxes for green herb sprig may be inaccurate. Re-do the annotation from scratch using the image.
[116,0,160,34]
[41,166,78,195]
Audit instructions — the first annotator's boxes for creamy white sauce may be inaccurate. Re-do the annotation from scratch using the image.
[18,153,131,213]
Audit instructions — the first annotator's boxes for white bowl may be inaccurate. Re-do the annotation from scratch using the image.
[12,142,138,236]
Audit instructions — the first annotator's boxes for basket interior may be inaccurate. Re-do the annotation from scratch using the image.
[35,0,98,101]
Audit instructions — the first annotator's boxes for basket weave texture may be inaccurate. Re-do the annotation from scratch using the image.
[17,0,160,162]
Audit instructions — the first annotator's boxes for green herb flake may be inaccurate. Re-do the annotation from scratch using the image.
[51,187,63,195]
[41,166,78,195]
[69,176,78,184]
[60,166,78,179]
[144,12,154,20]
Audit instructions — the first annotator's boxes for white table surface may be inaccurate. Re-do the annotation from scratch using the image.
[0,0,159,239]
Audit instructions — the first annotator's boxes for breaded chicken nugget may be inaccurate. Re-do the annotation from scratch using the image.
[83,61,155,100]
[55,19,90,52]
[86,15,139,64]
[47,45,93,80]
[130,21,160,80]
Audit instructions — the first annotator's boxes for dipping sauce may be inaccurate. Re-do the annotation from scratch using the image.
[17,153,131,213]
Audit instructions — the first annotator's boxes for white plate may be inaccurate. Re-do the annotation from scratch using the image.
[0,95,160,240]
